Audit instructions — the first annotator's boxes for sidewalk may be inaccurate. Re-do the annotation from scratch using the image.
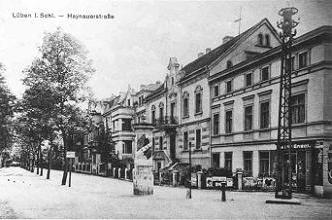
[0,167,331,219]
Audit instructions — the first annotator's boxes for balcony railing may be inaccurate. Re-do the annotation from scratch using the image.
[154,116,178,130]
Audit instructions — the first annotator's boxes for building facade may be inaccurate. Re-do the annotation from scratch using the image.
[209,25,332,195]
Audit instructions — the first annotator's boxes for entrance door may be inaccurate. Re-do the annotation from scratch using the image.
[282,151,306,191]
[170,134,176,161]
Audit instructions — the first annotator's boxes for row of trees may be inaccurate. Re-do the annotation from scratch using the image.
[16,28,95,184]
[0,64,16,167]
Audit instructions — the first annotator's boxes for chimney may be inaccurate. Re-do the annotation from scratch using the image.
[206,48,211,54]
[198,52,204,58]
[223,36,234,44]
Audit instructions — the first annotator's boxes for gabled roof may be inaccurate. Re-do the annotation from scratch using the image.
[180,18,280,76]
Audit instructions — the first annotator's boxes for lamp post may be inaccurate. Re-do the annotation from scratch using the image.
[187,141,192,199]
[275,7,299,199]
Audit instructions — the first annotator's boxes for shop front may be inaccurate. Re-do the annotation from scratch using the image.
[278,141,322,193]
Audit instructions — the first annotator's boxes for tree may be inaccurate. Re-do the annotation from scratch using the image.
[22,27,94,185]
[0,64,16,166]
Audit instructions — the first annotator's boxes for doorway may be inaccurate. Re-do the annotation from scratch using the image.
[282,151,306,191]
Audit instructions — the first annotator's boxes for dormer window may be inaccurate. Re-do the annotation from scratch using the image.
[265,34,270,47]
[258,33,263,46]
[226,60,233,69]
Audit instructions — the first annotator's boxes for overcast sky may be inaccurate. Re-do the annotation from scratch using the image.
[0,0,331,99]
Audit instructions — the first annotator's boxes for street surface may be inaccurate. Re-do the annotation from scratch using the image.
[0,167,331,219]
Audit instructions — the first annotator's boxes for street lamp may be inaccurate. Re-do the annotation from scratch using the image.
[275,7,299,199]
[187,141,192,199]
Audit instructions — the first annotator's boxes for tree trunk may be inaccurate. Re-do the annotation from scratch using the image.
[36,149,40,175]
[61,132,68,185]
[47,147,52,179]
[40,150,43,176]
[31,157,35,172]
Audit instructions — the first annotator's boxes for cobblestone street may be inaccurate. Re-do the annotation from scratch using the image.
[0,167,331,219]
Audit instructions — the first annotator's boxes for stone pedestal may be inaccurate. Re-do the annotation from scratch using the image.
[172,170,179,186]
[118,168,121,178]
[125,168,128,180]
[197,171,203,189]
[237,170,243,190]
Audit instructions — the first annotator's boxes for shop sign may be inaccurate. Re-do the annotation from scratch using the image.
[280,143,311,150]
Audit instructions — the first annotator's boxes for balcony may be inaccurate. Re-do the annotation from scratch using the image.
[154,116,178,131]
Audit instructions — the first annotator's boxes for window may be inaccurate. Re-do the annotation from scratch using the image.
[259,151,270,176]
[159,136,163,149]
[123,141,132,154]
[260,101,270,129]
[195,129,201,149]
[214,85,219,97]
[225,110,233,133]
[226,80,232,93]
[244,105,253,131]
[122,119,132,131]
[183,97,189,117]
[225,152,233,172]
[291,94,305,124]
[151,110,156,124]
[171,77,174,85]
[265,34,270,47]
[299,51,308,69]
[159,102,164,121]
[195,93,202,113]
[212,153,220,168]
[195,86,203,114]
[286,56,295,72]
[226,60,233,69]
[152,138,155,150]
[183,131,188,150]
[243,151,253,176]
[261,66,270,81]
[258,33,263,45]
[127,99,130,106]
[213,113,220,135]
[245,73,252,87]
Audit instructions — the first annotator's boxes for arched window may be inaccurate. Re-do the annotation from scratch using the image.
[226,60,233,69]
[265,34,270,47]
[258,33,263,45]
[159,102,164,121]
[182,92,189,117]
[194,86,203,114]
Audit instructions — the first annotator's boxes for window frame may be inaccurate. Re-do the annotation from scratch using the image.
[224,152,233,172]
[299,51,308,69]
[260,65,270,82]
[260,101,270,129]
[214,84,219,97]
[244,105,253,131]
[226,79,233,93]
[195,128,201,150]
[243,151,253,176]
[194,86,203,114]
[212,113,220,135]
[290,93,306,124]
[183,131,188,150]
[225,110,233,134]
[259,151,270,176]
[245,72,253,87]
[182,92,189,118]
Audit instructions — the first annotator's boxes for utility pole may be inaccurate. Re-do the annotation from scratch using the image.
[275,7,299,199]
